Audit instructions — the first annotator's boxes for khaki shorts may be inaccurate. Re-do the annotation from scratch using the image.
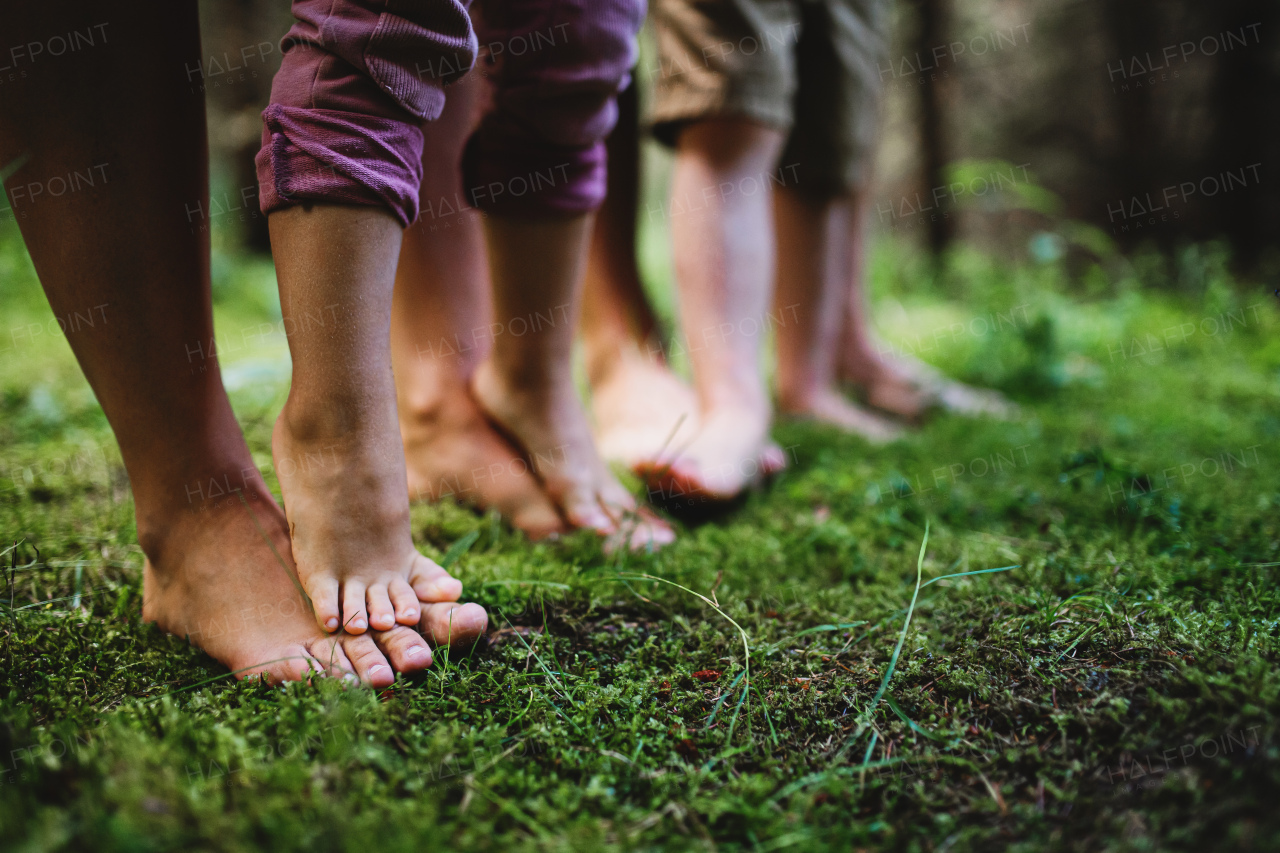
[649,0,889,196]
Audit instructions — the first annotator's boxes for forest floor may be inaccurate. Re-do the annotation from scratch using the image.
[2,226,1278,851]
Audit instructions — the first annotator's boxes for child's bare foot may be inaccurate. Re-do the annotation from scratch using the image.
[141,482,485,686]
[273,401,464,636]
[777,387,905,442]
[841,347,1018,421]
[639,403,786,502]
[471,357,675,550]
[590,351,701,473]
[400,381,566,540]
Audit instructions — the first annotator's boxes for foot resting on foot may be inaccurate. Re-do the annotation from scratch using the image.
[401,379,566,541]
[141,482,487,687]
[471,357,675,551]
[273,403,467,636]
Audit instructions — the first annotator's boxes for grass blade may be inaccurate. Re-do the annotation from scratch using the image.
[919,565,1019,589]
[441,530,481,569]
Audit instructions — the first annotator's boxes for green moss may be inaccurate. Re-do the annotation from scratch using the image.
[2,227,1278,851]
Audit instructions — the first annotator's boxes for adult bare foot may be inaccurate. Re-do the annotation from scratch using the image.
[141,482,484,686]
[777,387,905,442]
[472,358,675,550]
[401,381,566,540]
[590,349,701,473]
[841,346,1018,421]
[637,403,787,502]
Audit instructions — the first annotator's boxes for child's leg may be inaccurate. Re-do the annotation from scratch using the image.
[581,84,703,474]
[269,205,468,635]
[654,118,790,499]
[833,193,1018,420]
[773,187,904,439]
[635,0,813,500]
[774,0,1012,422]
[464,0,673,548]
[258,0,489,633]
[0,0,479,686]
[474,213,675,545]
[390,74,566,539]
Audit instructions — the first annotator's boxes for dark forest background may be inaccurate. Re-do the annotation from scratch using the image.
[198,0,1280,274]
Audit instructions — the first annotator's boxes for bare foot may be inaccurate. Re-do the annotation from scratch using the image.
[590,351,701,472]
[778,387,905,443]
[273,404,464,636]
[842,347,1018,421]
[401,381,566,540]
[471,358,675,550]
[639,403,786,502]
[141,482,487,686]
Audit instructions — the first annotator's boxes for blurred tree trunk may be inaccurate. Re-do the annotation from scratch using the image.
[913,0,952,255]
[221,0,273,253]
[1099,1,1165,245]
[1198,0,1279,267]
[199,0,288,255]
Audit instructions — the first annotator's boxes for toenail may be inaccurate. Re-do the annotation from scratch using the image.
[325,618,339,631]
[407,646,425,659]
[369,665,387,677]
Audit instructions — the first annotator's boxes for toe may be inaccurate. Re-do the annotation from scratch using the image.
[338,633,395,687]
[306,576,341,633]
[668,459,738,501]
[306,636,358,682]
[409,555,464,603]
[237,645,319,685]
[558,482,618,535]
[419,601,488,648]
[341,579,368,633]
[760,443,788,476]
[370,624,433,672]
[388,578,421,626]
[598,475,639,520]
[509,499,568,541]
[606,508,675,553]
[632,509,676,549]
[366,584,396,631]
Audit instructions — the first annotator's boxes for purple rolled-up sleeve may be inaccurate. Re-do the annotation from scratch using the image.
[463,0,645,217]
[257,0,478,227]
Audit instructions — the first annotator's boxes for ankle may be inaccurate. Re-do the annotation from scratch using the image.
[280,391,390,443]
[587,338,661,388]
[397,371,466,427]
[699,374,770,417]
[776,383,819,414]
[482,352,574,401]
[136,475,277,570]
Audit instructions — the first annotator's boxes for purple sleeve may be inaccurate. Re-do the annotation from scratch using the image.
[462,0,645,217]
[257,0,477,227]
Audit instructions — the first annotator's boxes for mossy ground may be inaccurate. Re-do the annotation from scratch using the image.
[1,220,1278,851]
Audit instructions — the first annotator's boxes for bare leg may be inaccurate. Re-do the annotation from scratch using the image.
[391,75,565,539]
[650,119,788,500]
[835,197,1017,421]
[268,204,485,638]
[773,187,903,440]
[581,84,700,471]
[0,0,480,685]
[471,214,675,549]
